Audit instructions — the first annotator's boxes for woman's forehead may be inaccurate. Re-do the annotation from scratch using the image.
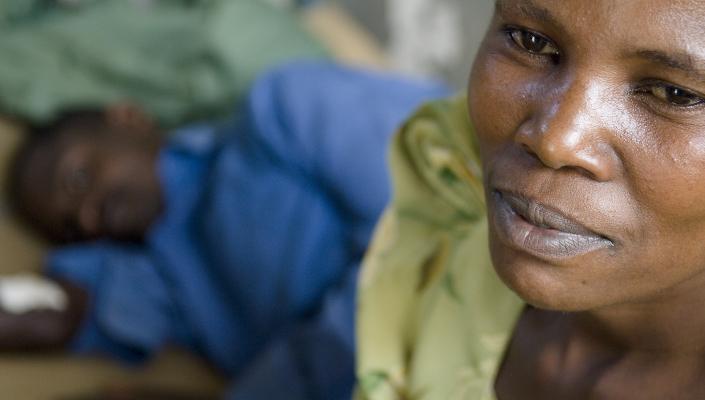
[496,0,705,65]
[496,0,705,39]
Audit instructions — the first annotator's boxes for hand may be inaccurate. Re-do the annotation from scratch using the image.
[0,276,87,351]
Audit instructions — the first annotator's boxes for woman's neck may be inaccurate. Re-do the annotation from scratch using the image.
[575,269,705,355]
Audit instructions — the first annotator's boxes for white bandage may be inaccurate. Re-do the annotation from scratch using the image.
[0,275,69,314]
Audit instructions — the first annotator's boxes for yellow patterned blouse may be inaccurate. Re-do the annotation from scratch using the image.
[355,97,525,400]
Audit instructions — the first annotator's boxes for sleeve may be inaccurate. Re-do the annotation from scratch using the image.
[244,61,451,251]
[46,242,191,362]
[225,262,358,400]
[198,60,450,340]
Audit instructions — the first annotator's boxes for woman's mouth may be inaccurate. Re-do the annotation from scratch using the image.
[490,190,614,261]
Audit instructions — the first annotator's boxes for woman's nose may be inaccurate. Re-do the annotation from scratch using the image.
[515,79,619,182]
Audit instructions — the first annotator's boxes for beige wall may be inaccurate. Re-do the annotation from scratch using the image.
[338,0,495,88]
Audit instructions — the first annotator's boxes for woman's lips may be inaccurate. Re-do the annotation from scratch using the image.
[490,190,614,261]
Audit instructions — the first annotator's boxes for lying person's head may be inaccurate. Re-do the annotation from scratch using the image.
[9,105,164,243]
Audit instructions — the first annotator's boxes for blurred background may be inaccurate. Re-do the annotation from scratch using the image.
[336,0,494,87]
[0,0,493,398]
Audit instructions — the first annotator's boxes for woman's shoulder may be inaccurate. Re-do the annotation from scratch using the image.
[388,96,485,228]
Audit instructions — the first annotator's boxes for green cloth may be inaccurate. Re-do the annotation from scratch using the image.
[355,97,525,400]
[0,0,327,127]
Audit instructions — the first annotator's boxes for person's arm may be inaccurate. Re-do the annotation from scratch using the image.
[0,275,86,351]
[242,62,450,251]
[47,243,192,361]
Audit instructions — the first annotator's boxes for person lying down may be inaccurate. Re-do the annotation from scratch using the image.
[4,62,448,400]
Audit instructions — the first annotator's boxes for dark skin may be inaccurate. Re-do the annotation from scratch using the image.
[0,278,87,352]
[19,104,165,244]
[469,0,705,398]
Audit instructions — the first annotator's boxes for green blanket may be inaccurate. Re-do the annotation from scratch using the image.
[0,0,327,127]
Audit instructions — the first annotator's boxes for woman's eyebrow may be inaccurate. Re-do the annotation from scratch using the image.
[495,0,561,28]
[626,49,705,82]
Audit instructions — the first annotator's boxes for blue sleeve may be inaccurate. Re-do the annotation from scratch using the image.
[199,61,448,336]
[242,61,451,251]
[47,243,192,362]
[225,263,358,400]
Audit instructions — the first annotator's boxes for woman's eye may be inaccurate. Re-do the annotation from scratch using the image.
[507,28,560,58]
[649,85,705,107]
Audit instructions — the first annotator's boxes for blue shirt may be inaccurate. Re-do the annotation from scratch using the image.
[47,61,449,400]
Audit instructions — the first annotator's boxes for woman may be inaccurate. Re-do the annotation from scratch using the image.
[355,0,705,399]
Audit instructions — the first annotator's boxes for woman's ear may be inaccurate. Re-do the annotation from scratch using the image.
[104,102,158,139]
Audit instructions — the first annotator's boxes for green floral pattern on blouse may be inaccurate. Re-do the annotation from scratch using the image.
[355,97,524,400]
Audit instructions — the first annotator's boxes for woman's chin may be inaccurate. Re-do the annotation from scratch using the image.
[490,243,613,312]
[504,279,588,312]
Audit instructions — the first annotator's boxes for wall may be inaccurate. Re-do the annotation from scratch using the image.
[338,0,495,88]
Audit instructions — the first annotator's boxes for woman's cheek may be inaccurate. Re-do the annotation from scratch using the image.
[469,50,533,153]
[634,138,705,220]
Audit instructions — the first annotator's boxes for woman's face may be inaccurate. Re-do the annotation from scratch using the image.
[470,0,705,311]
